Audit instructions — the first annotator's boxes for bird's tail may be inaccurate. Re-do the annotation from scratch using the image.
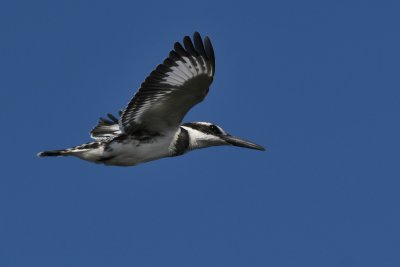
[37,142,101,158]
[37,149,72,157]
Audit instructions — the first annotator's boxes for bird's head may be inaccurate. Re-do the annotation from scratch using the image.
[182,122,265,151]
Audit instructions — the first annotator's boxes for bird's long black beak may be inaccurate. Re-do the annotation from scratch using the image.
[221,135,265,151]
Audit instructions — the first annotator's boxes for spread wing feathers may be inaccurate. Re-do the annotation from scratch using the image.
[90,111,122,140]
[120,32,215,134]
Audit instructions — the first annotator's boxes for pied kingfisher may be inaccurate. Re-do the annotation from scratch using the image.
[38,32,265,166]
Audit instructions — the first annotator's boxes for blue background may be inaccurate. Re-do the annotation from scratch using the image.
[1,1,400,266]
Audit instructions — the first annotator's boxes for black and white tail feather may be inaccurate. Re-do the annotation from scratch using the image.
[37,142,102,157]
[37,111,122,157]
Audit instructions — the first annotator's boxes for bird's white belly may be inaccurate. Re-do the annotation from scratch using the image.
[102,135,176,166]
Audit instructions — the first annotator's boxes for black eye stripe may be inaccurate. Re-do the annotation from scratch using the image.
[183,123,222,135]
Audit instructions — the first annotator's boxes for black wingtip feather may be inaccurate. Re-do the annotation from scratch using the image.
[163,57,178,67]
[183,36,198,56]
[169,50,181,61]
[193,32,207,58]
[156,64,170,73]
[174,42,190,57]
[204,36,215,74]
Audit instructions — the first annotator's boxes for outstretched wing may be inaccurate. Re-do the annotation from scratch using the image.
[90,112,122,141]
[120,32,215,134]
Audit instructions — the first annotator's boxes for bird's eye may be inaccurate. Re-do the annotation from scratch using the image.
[209,125,221,134]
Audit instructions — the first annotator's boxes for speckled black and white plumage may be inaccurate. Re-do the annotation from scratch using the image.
[38,32,264,167]
[120,32,215,134]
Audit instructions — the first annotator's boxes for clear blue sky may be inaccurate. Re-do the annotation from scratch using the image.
[1,0,400,266]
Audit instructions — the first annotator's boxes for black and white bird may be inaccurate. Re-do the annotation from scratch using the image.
[38,32,265,166]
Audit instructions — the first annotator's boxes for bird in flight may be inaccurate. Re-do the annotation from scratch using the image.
[38,32,265,166]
